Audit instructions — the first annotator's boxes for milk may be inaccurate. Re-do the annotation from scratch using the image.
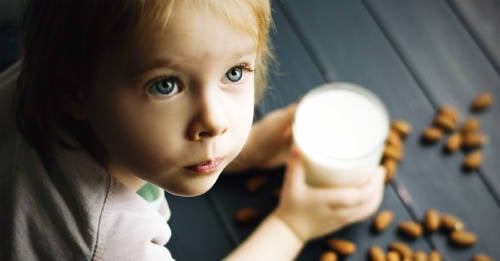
[293,82,389,187]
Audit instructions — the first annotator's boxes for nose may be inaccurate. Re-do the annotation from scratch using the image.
[187,89,228,141]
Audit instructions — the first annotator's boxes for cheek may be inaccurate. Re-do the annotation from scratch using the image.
[230,88,255,150]
[88,91,185,173]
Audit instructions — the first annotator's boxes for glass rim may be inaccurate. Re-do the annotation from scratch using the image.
[293,81,390,161]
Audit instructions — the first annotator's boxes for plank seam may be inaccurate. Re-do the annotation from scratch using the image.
[362,0,500,209]
[444,0,500,76]
[275,0,331,82]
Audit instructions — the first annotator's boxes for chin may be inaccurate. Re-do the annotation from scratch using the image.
[163,174,220,197]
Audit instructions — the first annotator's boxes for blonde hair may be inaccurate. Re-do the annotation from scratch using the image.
[16,0,273,157]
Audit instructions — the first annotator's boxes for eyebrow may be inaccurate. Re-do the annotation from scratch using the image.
[129,47,257,77]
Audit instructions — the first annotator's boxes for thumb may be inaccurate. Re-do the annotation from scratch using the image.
[282,146,306,193]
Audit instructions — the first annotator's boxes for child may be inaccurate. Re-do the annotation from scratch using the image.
[0,0,385,260]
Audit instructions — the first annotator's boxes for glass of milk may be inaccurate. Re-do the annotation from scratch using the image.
[293,82,389,187]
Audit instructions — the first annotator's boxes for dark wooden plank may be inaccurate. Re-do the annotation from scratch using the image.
[447,0,500,74]
[165,194,235,261]
[364,0,500,204]
[209,4,431,260]
[282,0,500,259]
[212,173,431,260]
[363,1,500,258]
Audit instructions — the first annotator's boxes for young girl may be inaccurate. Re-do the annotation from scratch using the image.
[0,0,385,260]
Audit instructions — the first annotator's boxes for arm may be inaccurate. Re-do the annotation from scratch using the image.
[225,147,386,260]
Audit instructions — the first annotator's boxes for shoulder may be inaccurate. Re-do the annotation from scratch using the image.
[1,122,111,260]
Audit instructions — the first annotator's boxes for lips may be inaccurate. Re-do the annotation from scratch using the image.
[184,157,224,175]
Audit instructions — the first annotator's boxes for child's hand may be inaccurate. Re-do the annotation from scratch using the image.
[226,103,297,172]
[273,147,386,242]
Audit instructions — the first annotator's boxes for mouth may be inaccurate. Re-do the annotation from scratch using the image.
[184,157,224,175]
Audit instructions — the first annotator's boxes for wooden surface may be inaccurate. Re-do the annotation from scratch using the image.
[167,1,500,260]
[1,0,499,260]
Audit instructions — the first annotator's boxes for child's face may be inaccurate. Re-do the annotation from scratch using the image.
[83,4,256,196]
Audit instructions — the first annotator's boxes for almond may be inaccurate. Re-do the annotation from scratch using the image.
[462,132,488,149]
[433,114,456,132]
[373,210,394,232]
[428,250,442,261]
[387,129,403,148]
[413,251,427,261]
[383,159,398,184]
[445,132,462,152]
[391,120,412,137]
[246,176,268,192]
[463,151,483,170]
[327,238,356,256]
[421,127,443,143]
[460,117,480,133]
[368,246,385,261]
[471,253,494,261]
[235,208,260,225]
[450,230,477,246]
[319,251,337,261]
[424,208,441,232]
[440,214,464,231]
[471,93,493,112]
[386,251,400,261]
[384,145,403,161]
[439,106,460,122]
[389,242,412,258]
[398,221,423,238]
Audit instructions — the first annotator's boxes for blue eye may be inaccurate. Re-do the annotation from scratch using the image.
[149,77,180,97]
[225,67,243,82]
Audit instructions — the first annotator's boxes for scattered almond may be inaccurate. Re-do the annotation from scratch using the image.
[428,250,442,261]
[433,114,456,132]
[384,145,403,161]
[422,127,443,143]
[387,129,403,148]
[235,208,260,225]
[450,230,477,246]
[424,208,441,232]
[463,151,483,170]
[386,251,400,261]
[327,239,356,256]
[398,221,423,238]
[368,246,385,261]
[460,118,480,133]
[319,251,337,261]
[440,214,464,231]
[389,242,412,258]
[445,132,462,152]
[246,176,268,192]
[471,93,494,112]
[471,253,494,261]
[391,120,412,137]
[413,251,427,261]
[383,159,398,184]
[439,106,460,122]
[373,210,394,232]
[462,132,488,149]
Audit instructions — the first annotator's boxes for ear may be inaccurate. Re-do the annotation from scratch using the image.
[61,91,88,121]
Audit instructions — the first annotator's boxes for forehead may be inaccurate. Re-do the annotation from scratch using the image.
[101,2,258,76]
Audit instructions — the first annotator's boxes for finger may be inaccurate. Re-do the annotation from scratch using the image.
[333,180,385,227]
[282,146,306,194]
[319,167,385,208]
